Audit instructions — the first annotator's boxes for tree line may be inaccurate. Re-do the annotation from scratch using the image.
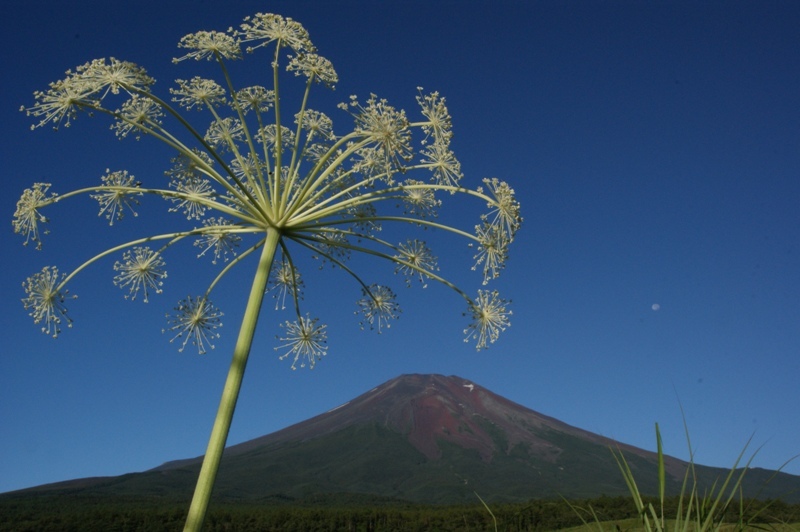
[1,493,797,531]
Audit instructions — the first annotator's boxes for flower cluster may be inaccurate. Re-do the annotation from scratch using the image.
[470,177,522,285]
[194,217,241,264]
[416,90,453,144]
[91,169,142,225]
[173,31,242,63]
[171,77,226,110]
[21,266,75,337]
[237,13,314,54]
[13,183,56,249]
[342,94,413,181]
[20,58,154,130]
[112,95,163,139]
[356,285,401,332]
[464,290,512,350]
[165,296,223,354]
[267,259,304,310]
[235,86,274,114]
[394,240,438,288]
[287,54,338,87]
[276,315,327,369]
[16,11,522,366]
[113,246,167,302]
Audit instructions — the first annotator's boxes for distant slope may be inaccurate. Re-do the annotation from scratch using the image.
[9,374,800,504]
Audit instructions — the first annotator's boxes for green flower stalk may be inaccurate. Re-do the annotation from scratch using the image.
[14,12,522,531]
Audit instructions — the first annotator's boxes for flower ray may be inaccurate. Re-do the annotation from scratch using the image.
[464,289,511,350]
[90,169,143,225]
[356,284,400,332]
[276,315,327,369]
[22,266,75,337]
[113,246,167,302]
[164,296,223,354]
[13,183,56,249]
[267,258,304,310]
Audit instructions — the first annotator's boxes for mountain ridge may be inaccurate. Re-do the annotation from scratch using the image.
[155,373,684,475]
[9,373,800,504]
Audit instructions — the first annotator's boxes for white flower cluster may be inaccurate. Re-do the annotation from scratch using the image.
[15,11,522,361]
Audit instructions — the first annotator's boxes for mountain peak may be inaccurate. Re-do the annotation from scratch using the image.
[32,373,800,504]
[223,373,625,466]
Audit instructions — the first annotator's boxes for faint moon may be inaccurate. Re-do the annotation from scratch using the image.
[651,303,661,311]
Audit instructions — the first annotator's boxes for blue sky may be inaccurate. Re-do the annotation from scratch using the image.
[1,0,798,495]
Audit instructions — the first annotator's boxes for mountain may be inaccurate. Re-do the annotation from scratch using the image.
[9,374,800,504]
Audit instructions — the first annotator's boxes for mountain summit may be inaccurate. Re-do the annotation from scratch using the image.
[206,373,678,468]
[16,374,800,504]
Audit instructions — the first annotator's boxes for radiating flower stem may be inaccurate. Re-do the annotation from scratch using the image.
[183,228,280,532]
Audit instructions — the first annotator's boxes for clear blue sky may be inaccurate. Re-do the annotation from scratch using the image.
[2,0,798,494]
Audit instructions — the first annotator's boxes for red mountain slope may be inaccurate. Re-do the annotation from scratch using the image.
[219,373,685,477]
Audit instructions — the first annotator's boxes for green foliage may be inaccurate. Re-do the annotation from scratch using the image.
[2,492,798,531]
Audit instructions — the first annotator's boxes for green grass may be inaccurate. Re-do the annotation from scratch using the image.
[558,519,800,531]
[567,420,799,532]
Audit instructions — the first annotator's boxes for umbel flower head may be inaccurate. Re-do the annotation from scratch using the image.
[16,11,522,356]
[14,11,523,530]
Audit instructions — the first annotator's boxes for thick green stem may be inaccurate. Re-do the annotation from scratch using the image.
[183,229,281,532]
